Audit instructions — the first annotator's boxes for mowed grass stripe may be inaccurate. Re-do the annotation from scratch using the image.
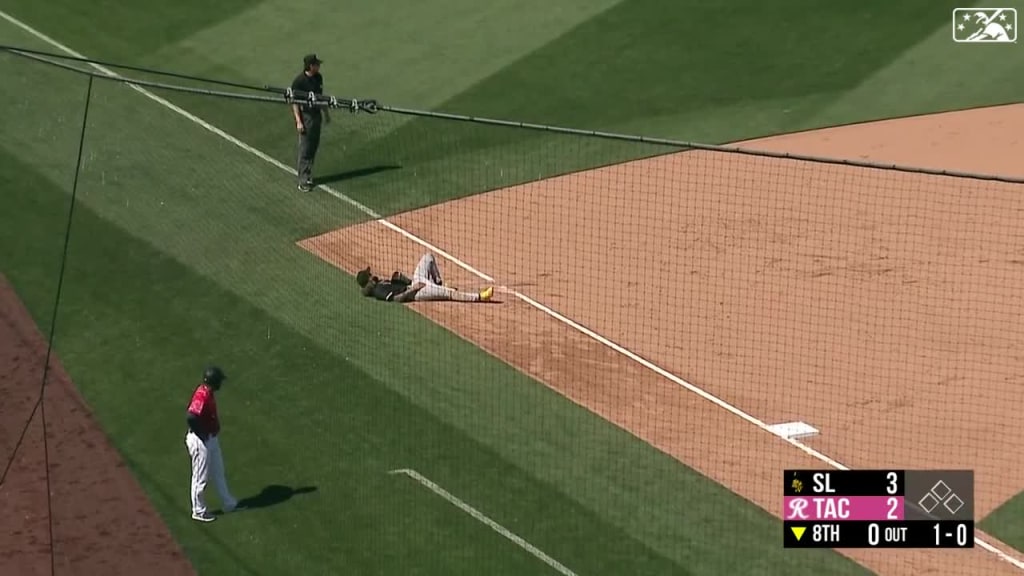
[152,0,627,115]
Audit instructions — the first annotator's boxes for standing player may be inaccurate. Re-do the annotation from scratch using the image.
[290,53,330,192]
[185,366,244,522]
[356,253,494,303]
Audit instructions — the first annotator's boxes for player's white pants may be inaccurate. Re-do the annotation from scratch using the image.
[412,252,450,300]
[185,432,238,515]
[410,253,479,301]
[414,284,464,301]
[413,252,443,285]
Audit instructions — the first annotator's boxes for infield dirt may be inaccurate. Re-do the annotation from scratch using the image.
[302,104,1024,575]
[0,274,195,575]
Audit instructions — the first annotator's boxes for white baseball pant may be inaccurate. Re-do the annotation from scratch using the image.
[185,431,238,515]
[410,253,480,302]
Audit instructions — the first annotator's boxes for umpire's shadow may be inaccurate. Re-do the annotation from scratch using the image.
[230,484,318,512]
[315,164,400,186]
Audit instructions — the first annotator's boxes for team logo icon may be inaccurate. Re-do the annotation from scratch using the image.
[953,8,1017,42]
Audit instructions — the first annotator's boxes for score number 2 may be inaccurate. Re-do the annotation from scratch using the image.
[935,523,970,547]
[886,497,899,520]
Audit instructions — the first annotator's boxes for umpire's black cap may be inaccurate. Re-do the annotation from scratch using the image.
[303,53,323,69]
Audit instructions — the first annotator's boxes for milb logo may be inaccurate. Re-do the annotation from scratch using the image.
[952,8,1017,42]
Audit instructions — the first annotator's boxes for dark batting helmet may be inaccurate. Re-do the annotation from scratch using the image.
[202,365,227,387]
[356,267,373,288]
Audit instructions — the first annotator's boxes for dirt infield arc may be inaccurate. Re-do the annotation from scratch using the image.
[0,275,194,575]
[301,104,1024,575]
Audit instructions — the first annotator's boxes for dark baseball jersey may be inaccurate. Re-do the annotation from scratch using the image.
[187,383,220,437]
[368,281,408,301]
[291,71,324,116]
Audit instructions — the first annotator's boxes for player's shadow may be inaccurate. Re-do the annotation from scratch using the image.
[230,484,318,512]
[315,164,400,186]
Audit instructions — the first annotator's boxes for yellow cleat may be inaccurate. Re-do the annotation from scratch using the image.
[479,286,494,302]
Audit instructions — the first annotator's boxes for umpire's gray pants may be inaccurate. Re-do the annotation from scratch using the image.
[297,114,321,185]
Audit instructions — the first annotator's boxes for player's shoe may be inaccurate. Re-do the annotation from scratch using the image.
[479,287,494,302]
[192,511,216,523]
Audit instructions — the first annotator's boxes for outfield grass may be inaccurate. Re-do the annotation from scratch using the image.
[439,0,962,133]
[4,0,1024,573]
[12,0,1024,164]
[9,0,1024,216]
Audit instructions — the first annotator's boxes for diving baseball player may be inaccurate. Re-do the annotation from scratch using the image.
[185,366,244,522]
[356,253,494,303]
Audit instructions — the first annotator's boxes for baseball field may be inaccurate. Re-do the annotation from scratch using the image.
[3,1,1024,574]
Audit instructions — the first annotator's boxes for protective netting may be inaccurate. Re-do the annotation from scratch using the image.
[3,46,1024,575]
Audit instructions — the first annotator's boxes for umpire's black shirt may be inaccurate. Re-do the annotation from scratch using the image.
[291,71,324,118]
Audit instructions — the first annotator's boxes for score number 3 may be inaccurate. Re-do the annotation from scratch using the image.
[885,472,899,520]
[886,471,898,495]
[935,523,970,547]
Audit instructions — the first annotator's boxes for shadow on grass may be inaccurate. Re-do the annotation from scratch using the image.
[315,165,401,186]
[222,484,318,513]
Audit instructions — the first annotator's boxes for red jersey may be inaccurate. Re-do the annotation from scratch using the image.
[187,384,220,437]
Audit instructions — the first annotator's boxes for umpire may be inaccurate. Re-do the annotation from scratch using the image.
[291,53,330,192]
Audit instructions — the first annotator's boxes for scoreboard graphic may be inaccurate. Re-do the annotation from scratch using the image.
[783,470,974,548]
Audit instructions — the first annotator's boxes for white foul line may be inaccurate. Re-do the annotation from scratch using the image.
[3,9,1022,570]
[389,468,578,576]
[0,11,383,221]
